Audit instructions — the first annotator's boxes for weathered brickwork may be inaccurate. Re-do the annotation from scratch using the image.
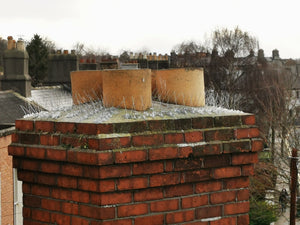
[9,114,261,225]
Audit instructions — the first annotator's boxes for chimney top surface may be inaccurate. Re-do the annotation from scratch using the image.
[23,100,247,124]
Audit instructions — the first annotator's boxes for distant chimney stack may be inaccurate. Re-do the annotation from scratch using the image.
[272,49,280,59]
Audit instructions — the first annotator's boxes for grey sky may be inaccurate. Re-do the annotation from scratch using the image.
[1,0,299,58]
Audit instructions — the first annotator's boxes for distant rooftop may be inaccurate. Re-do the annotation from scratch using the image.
[0,90,38,126]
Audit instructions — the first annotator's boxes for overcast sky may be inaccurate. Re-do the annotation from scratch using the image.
[1,0,299,58]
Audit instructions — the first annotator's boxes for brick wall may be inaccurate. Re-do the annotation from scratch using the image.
[9,114,262,225]
[0,127,14,225]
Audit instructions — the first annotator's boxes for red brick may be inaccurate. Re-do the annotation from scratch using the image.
[195,205,222,219]
[40,134,60,146]
[18,170,35,182]
[149,147,178,160]
[164,183,193,198]
[99,137,131,150]
[132,134,164,147]
[51,188,72,201]
[150,199,179,212]
[40,161,60,174]
[192,143,222,156]
[8,145,25,156]
[23,219,45,225]
[133,161,164,175]
[76,123,97,135]
[204,154,231,168]
[165,161,174,172]
[117,177,148,190]
[55,122,75,133]
[178,146,193,158]
[78,178,98,192]
[224,201,250,215]
[224,177,249,189]
[213,166,241,179]
[235,128,260,139]
[99,180,115,192]
[23,195,41,208]
[15,119,34,131]
[23,208,31,219]
[71,190,89,203]
[23,183,31,194]
[41,198,61,211]
[175,118,192,130]
[223,140,251,153]
[97,123,113,134]
[13,158,21,168]
[61,164,83,176]
[57,176,77,189]
[147,120,175,131]
[83,166,99,179]
[192,117,214,129]
[11,133,19,143]
[51,213,71,225]
[232,153,258,165]
[98,151,114,165]
[134,188,164,201]
[35,121,54,132]
[242,164,255,176]
[31,209,50,222]
[210,191,236,204]
[100,219,132,225]
[26,147,46,159]
[61,202,79,214]
[46,148,67,161]
[164,133,184,144]
[61,136,82,147]
[195,181,222,193]
[150,173,180,187]
[184,221,208,225]
[36,173,57,186]
[118,203,148,217]
[242,115,256,125]
[19,133,40,144]
[185,131,203,143]
[76,151,98,164]
[166,210,195,224]
[115,149,147,163]
[91,192,132,205]
[134,214,164,225]
[183,169,211,183]
[251,139,264,152]
[88,138,99,149]
[79,205,115,220]
[71,217,90,225]
[22,159,40,171]
[237,214,249,225]
[210,217,236,225]
[31,184,50,197]
[100,165,131,179]
[204,129,234,142]
[237,189,250,201]
[182,195,208,208]
[114,121,148,133]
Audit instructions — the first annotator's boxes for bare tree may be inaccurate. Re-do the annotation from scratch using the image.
[212,26,259,57]
[207,27,259,109]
